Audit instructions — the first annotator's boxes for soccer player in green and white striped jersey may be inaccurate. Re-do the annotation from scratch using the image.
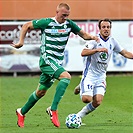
[11,3,99,128]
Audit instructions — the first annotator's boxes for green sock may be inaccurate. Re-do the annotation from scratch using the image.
[21,91,40,115]
[51,78,70,111]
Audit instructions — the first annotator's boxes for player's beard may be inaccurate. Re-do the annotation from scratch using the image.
[103,32,110,39]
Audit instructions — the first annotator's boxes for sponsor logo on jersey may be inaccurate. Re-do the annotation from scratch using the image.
[99,52,108,61]
[45,28,70,34]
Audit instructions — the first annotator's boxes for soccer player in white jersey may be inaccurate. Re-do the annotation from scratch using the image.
[11,3,99,128]
[74,18,133,119]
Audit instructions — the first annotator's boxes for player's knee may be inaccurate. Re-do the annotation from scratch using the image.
[59,71,71,79]
[36,84,48,97]
[36,90,47,98]
[96,100,102,106]
[82,96,92,103]
[93,95,103,107]
[93,99,102,107]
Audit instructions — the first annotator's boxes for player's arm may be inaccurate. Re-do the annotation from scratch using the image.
[77,29,99,42]
[119,49,133,59]
[81,47,108,56]
[11,21,34,49]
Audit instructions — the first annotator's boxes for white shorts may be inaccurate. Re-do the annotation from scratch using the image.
[80,76,106,98]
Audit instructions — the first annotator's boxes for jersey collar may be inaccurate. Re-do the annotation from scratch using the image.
[99,34,110,42]
[52,17,67,26]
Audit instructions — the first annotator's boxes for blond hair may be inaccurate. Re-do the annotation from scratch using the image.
[57,3,70,11]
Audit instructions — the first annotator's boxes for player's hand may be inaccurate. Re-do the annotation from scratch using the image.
[11,42,23,49]
[97,48,108,53]
[92,36,100,43]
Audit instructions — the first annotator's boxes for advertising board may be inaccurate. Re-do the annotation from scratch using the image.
[0,21,133,72]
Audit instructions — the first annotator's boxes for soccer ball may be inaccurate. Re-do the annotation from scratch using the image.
[65,114,82,129]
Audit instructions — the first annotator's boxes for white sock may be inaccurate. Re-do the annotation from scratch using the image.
[17,108,23,116]
[86,102,95,112]
[77,102,95,118]
[77,106,88,118]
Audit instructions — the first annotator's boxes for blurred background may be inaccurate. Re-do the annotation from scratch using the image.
[0,0,133,76]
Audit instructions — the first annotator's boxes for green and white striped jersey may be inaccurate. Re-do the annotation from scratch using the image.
[32,17,81,64]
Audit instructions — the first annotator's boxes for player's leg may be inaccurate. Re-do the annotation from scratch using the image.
[77,94,104,118]
[76,77,94,118]
[77,81,106,118]
[74,84,80,95]
[51,70,71,111]
[43,58,71,127]
[16,77,53,128]
[47,70,71,127]
[43,58,71,111]
[16,84,49,128]
[21,76,53,115]
[92,94,104,108]
[16,87,45,127]
[16,58,54,128]
[91,81,106,108]
[77,95,93,118]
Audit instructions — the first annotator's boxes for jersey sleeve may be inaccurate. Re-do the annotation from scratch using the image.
[69,20,81,34]
[32,18,50,30]
[113,38,124,53]
[84,40,96,49]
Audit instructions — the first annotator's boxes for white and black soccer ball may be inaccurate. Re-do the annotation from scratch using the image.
[65,114,82,129]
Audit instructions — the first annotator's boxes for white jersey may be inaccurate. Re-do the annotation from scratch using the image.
[82,34,124,81]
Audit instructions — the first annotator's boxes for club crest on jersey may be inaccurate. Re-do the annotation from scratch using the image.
[64,24,67,29]
[99,52,108,61]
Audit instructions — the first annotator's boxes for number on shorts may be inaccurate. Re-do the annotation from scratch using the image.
[87,84,93,90]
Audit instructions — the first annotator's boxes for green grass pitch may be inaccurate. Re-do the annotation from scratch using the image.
[0,75,133,133]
